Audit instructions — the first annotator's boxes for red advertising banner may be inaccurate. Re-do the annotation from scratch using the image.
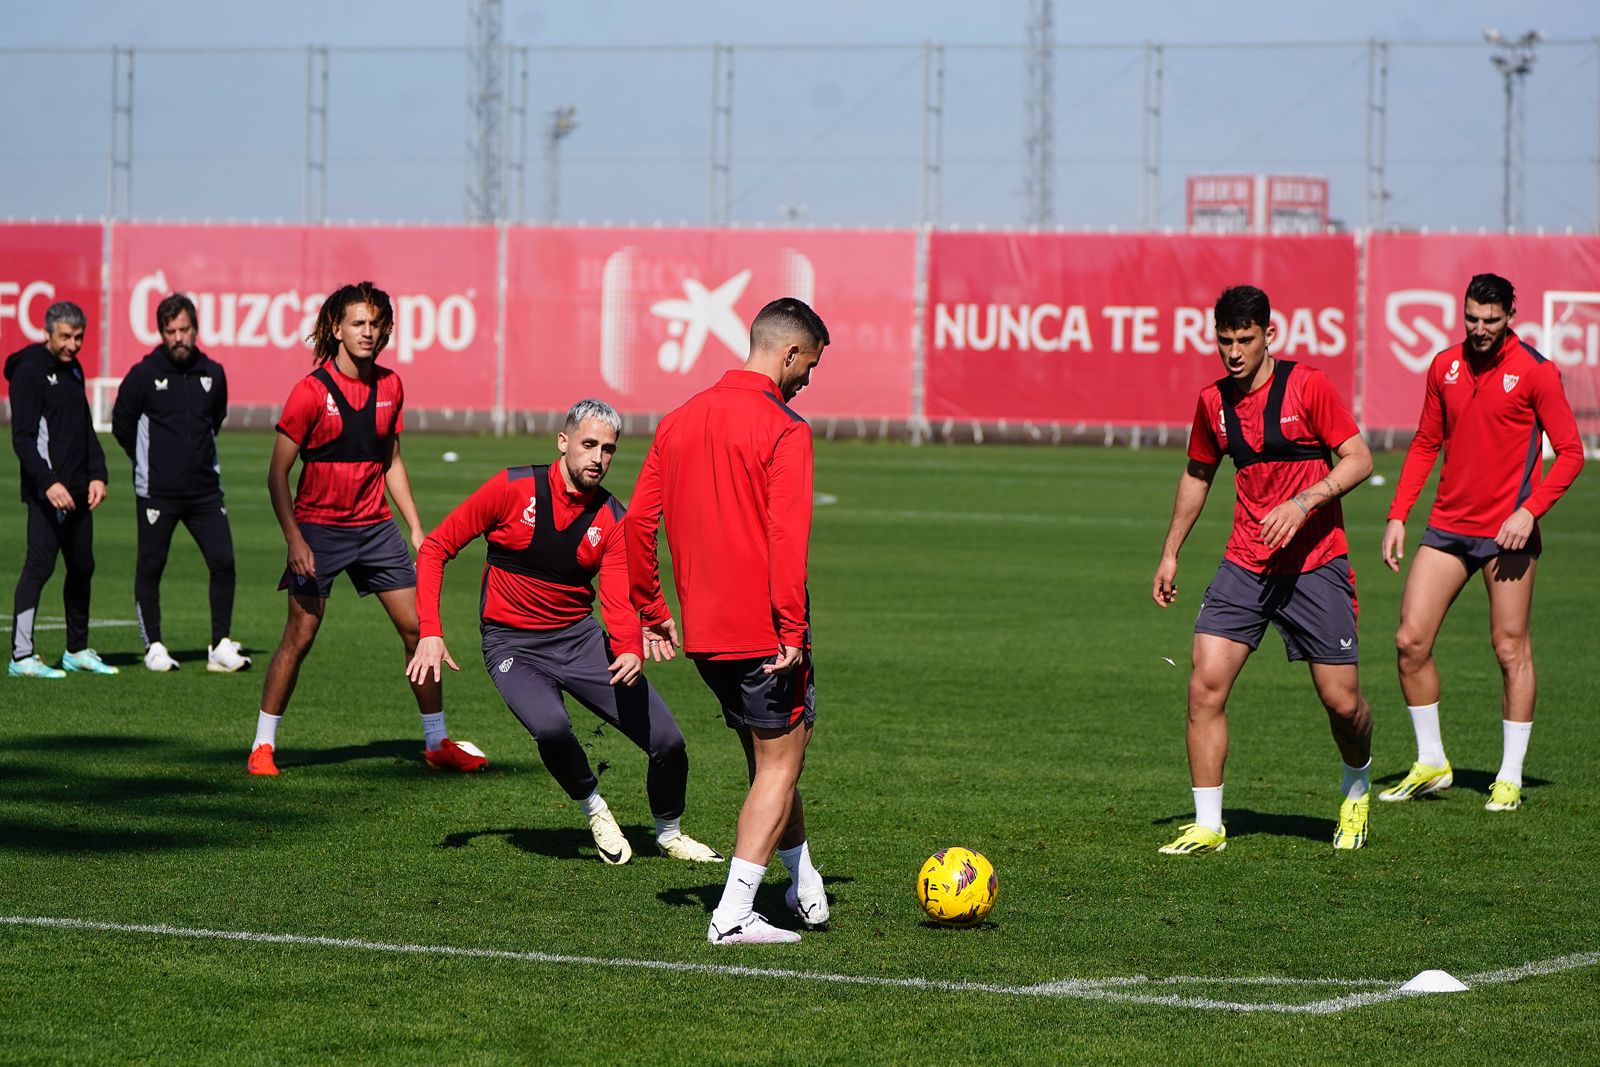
[108,224,497,411]
[925,233,1358,424]
[0,223,103,400]
[504,228,916,418]
[1365,233,1600,433]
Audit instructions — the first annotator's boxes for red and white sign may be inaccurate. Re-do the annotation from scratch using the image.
[0,223,103,399]
[1187,175,1256,235]
[108,224,497,411]
[925,233,1357,424]
[1365,233,1600,431]
[503,228,916,418]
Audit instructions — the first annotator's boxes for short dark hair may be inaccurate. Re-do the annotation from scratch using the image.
[1213,286,1271,332]
[1465,273,1516,316]
[44,301,85,333]
[749,297,829,354]
[156,293,198,332]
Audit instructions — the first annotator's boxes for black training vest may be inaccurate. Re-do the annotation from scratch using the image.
[1216,360,1332,469]
[485,465,611,589]
[301,366,390,464]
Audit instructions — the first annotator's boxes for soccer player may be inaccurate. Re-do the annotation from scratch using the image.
[406,399,723,866]
[1380,273,1585,813]
[247,281,483,776]
[626,297,830,945]
[1152,285,1374,854]
[7,300,117,679]
[111,293,249,673]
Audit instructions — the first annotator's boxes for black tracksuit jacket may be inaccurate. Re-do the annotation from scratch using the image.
[5,343,108,505]
[110,346,229,502]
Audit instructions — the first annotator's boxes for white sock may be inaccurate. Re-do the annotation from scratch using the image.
[254,711,281,750]
[579,790,608,818]
[711,857,766,929]
[655,815,681,843]
[1341,759,1371,801]
[1497,720,1533,786]
[420,712,448,751]
[777,841,823,891]
[1193,785,1224,833]
[1407,703,1447,766]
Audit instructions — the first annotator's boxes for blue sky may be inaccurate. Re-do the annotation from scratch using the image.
[4,1,1598,230]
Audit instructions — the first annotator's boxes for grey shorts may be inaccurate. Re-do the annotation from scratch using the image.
[694,652,816,731]
[279,520,416,598]
[1195,557,1359,665]
[1421,525,1540,575]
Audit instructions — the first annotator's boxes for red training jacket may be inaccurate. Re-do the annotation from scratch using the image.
[1388,330,1584,537]
[417,463,664,659]
[626,369,813,658]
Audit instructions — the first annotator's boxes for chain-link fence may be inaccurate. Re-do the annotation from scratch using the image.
[3,39,1597,230]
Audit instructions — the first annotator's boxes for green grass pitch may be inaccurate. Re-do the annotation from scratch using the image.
[2,430,1597,1063]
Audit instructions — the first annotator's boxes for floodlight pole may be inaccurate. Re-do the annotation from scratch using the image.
[544,105,577,223]
[1485,29,1539,231]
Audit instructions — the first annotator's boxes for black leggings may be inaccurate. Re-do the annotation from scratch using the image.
[11,499,95,660]
[134,495,236,647]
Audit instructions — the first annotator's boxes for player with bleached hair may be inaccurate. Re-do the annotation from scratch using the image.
[406,399,723,866]
[1153,285,1376,854]
[1380,273,1585,813]
[248,281,485,776]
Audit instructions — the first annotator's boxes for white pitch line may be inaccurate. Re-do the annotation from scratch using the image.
[0,618,141,633]
[4,916,1596,1014]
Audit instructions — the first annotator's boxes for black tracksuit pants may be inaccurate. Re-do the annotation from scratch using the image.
[134,494,236,647]
[11,500,95,660]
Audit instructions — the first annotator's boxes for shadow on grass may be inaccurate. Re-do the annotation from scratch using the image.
[656,875,854,927]
[0,734,322,854]
[437,824,656,861]
[1373,765,1551,795]
[280,739,422,769]
[1152,807,1332,842]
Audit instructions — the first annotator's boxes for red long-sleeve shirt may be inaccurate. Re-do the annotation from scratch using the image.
[1388,331,1585,537]
[417,463,663,659]
[626,370,813,658]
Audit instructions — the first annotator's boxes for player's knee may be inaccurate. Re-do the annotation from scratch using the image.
[207,555,236,580]
[651,728,687,766]
[1186,675,1227,714]
[1491,631,1531,669]
[1395,626,1431,669]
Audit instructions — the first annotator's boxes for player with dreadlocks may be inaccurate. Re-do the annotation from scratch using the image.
[246,281,486,776]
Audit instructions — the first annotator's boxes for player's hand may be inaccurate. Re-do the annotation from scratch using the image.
[409,524,425,553]
[608,652,643,687]
[763,645,803,675]
[44,482,74,510]
[1260,499,1308,549]
[641,618,679,662]
[1495,507,1535,552]
[406,635,458,684]
[1381,519,1406,573]
[287,534,316,578]
[86,479,107,510]
[1152,555,1179,607]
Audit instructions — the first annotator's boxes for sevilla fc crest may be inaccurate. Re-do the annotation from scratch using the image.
[586,526,602,547]
[1503,373,1519,393]
[200,376,213,393]
[146,508,161,525]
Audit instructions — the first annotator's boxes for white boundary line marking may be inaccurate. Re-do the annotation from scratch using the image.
[4,915,1596,1014]
[0,617,141,633]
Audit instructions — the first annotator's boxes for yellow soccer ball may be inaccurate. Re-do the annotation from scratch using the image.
[916,847,998,927]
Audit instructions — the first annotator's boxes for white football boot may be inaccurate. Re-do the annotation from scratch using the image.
[707,913,801,945]
[207,637,253,673]
[588,807,633,865]
[785,883,830,928]
[657,833,725,863]
[144,641,180,672]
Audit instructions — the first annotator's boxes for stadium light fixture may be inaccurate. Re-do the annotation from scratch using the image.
[1484,29,1541,230]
